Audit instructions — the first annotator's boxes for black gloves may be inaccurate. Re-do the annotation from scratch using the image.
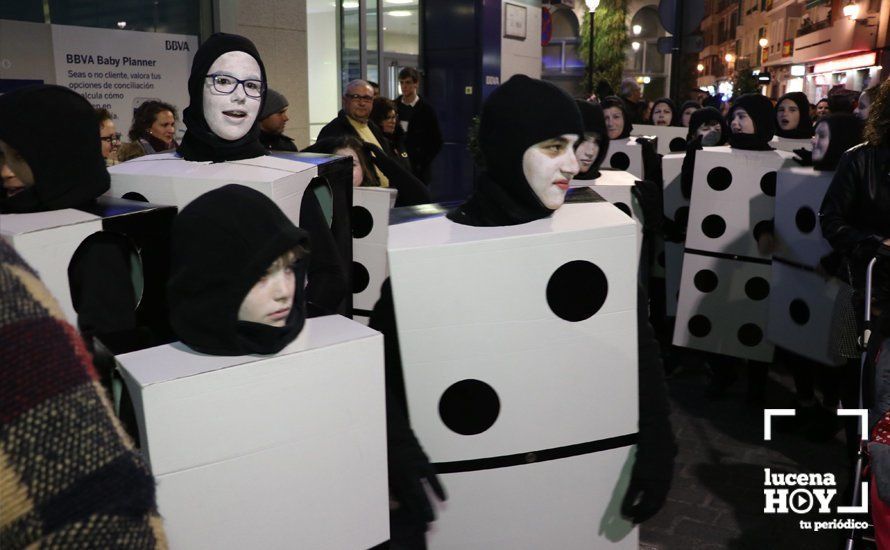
[621,472,672,524]
[793,147,813,166]
[388,439,447,524]
[630,178,664,234]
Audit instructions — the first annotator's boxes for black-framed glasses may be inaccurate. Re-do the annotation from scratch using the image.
[99,132,122,143]
[206,73,265,98]
[346,93,374,103]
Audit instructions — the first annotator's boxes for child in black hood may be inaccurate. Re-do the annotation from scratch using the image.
[573,100,609,181]
[168,184,310,355]
[178,33,269,162]
[648,98,679,127]
[447,75,584,226]
[775,91,814,139]
[728,93,776,151]
[810,113,864,171]
[0,85,109,213]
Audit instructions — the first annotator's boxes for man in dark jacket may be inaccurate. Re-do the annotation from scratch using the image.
[259,88,298,152]
[396,67,443,184]
[318,79,395,187]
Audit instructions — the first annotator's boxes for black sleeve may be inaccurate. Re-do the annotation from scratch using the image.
[820,150,885,261]
[363,142,432,207]
[299,191,348,316]
[637,137,663,187]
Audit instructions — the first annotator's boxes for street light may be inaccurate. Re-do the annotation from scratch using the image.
[725,53,735,63]
[585,0,600,96]
[697,63,705,72]
[843,1,860,20]
[632,24,642,36]
[758,37,768,48]
[631,41,640,52]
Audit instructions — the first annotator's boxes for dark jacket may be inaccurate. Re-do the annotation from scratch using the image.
[396,96,444,183]
[317,110,397,160]
[259,131,298,152]
[820,143,890,294]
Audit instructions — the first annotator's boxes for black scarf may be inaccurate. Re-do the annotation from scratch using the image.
[814,114,865,171]
[728,93,775,151]
[649,97,680,127]
[686,106,729,145]
[168,184,310,355]
[574,99,609,181]
[601,96,633,139]
[177,33,269,162]
[775,91,814,139]
[0,85,109,213]
[448,75,583,226]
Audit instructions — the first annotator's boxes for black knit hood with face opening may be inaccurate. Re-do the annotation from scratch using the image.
[168,184,310,355]
[574,100,610,181]
[775,91,814,139]
[813,113,865,171]
[177,33,269,162]
[687,106,729,145]
[0,85,109,213]
[649,97,680,127]
[447,75,584,227]
[601,96,633,139]
[728,93,776,151]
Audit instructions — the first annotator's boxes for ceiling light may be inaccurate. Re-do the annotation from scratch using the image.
[388,10,411,16]
[843,1,860,20]
[117,21,127,29]
[385,0,414,3]
[342,1,358,8]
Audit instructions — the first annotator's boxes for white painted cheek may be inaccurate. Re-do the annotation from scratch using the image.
[522,147,566,210]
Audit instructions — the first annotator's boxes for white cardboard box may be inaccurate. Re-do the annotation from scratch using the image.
[387,202,638,548]
[574,169,643,264]
[604,138,645,180]
[117,315,389,549]
[662,153,686,223]
[630,124,689,155]
[773,166,834,267]
[772,136,812,153]
[352,187,397,324]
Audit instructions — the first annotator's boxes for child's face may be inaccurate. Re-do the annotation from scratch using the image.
[238,253,297,327]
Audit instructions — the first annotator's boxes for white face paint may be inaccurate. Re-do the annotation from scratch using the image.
[522,133,580,210]
[203,51,263,141]
[811,121,830,162]
[575,134,600,173]
[776,99,800,131]
[238,253,297,327]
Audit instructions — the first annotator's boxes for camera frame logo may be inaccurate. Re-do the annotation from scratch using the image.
[763,409,870,532]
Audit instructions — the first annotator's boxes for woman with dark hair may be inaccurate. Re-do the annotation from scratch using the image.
[815,98,830,119]
[370,97,410,170]
[855,85,880,121]
[679,100,701,127]
[96,107,121,165]
[128,100,179,154]
[775,91,814,139]
[648,97,678,127]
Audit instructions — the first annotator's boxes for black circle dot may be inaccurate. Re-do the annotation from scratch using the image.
[744,277,770,301]
[753,220,772,244]
[438,379,500,435]
[546,260,608,322]
[795,207,816,234]
[614,202,632,217]
[694,269,719,293]
[702,214,726,238]
[122,192,148,202]
[707,167,732,191]
[657,251,666,267]
[760,171,777,197]
[688,315,712,337]
[737,323,763,346]
[673,206,689,226]
[610,152,631,171]
[669,137,687,152]
[790,299,810,325]
[352,261,370,293]
[351,205,374,239]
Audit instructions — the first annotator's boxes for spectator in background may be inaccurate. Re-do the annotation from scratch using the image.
[128,100,179,154]
[619,77,646,124]
[96,108,121,165]
[370,97,410,171]
[368,80,380,98]
[258,88,298,152]
[855,85,879,121]
[396,67,443,185]
[815,98,830,119]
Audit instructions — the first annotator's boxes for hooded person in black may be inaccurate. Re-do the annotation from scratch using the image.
[679,100,701,127]
[775,91,814,139]
[728,93,776,151]
[0,85,109,213]
[177,33,269,162]
[168,184,310,355]
[679,106,730,204]
[447,75,584,226]
[601,95,633,140]
[573,100,609,181]
[648,97,679,127]
[811,113,865,171]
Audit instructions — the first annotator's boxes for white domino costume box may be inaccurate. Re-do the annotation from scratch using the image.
[604,138,645,180]
[631,124,689,155]
[772,136,812,154]
[117,315,389,549]
[388,202,639,549]
[772,166,834,267]
[351,186,397,324]
[573,169,643,264]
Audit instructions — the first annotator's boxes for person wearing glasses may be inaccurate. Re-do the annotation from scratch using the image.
[95,108,121,165]
[317,79,395,187]
[127,100,179,155]
[370,97,410,172]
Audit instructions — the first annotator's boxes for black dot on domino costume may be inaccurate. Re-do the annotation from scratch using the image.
[351,206,374,239]
[694,269,719,293]
[439,379,500,435]
[688,314,711,337]
[744,277,770,301]
[674,206,689,226]
[752,220,773,244]
[795,207,817,234]
[707,167,732,191]
[702,214,726,238]
[790,299,810,325]
[760,171,777,197]
[669,137,687,152]
[610,152,631,171]
[737,323,763,346]
[546,260,608,322]
[614,202,632,217]
[352,261,370,293]
[122,192,149,203]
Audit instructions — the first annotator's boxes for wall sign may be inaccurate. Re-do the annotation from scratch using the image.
[504,3,527,40]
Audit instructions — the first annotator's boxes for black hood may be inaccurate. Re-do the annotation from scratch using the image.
[447,75,583,227]
[649,97,680,126]
[178,33,269,162]
[601,96,633,139]
[574,99,609,181]
[687,106,729,145]
[728,93,775,151]
[775,91,814,138]
[813,113,864,171]
[0,85,109,213]
[679,100,701,126]
[168,184,310,355]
